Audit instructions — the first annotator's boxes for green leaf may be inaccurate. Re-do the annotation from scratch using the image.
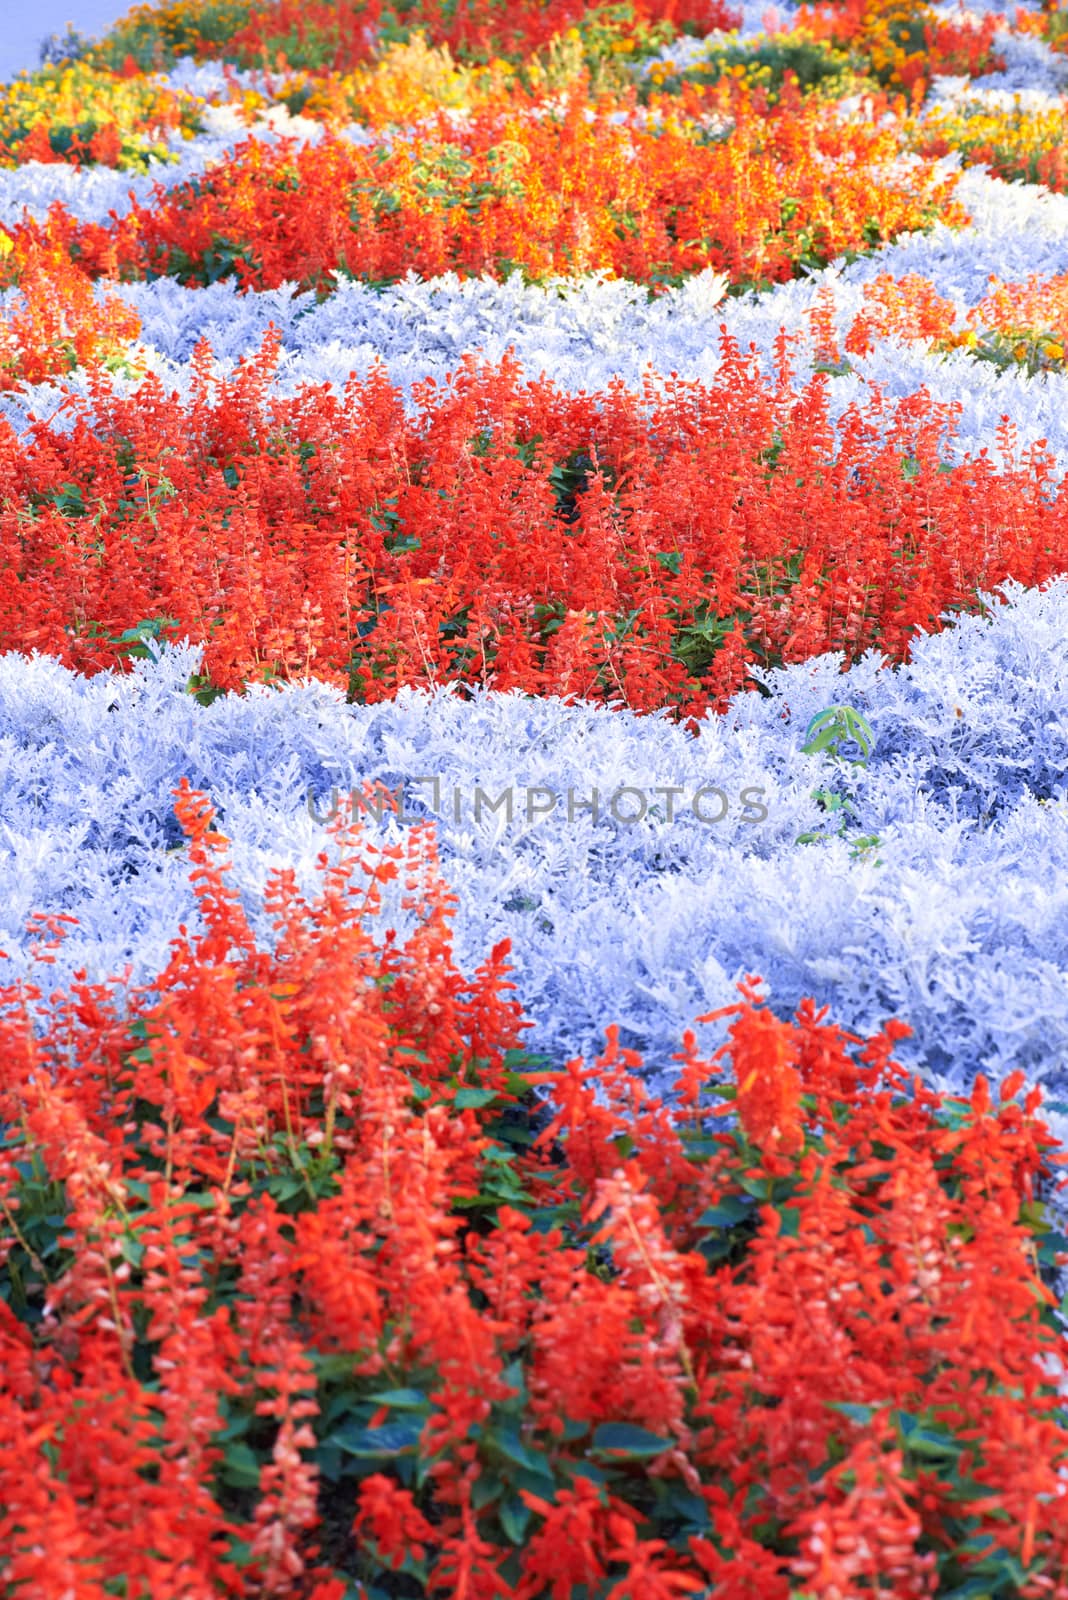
[220,1442,261,1490]
[311,1351,361,1383]
[590,1423,674,1458]
[902,1425,964,1460]
[454,1086,498,1109]
[314,1442,343,1483]
[653,1478,711,1529]
[118,1233,145,1268]
[265,1175,305,1203]
[697,1195,754,1229]
[215,1405,253,1443]
[329,1420,423,1458]
[939,1547,1030,1594]
[802,705,875,764]
[510,1464,560,1496]
[499,1493,532,1545]
[824,1401,876,1426]
[321,1388,372,1428]
[498,1361,527,1408]
[1019,1199,1051,1234]
[471,1472,503,1511]
[365,1388,430,1411]
[483,1420,548,1475]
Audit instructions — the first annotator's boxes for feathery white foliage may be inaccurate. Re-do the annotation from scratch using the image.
[969,24,1068,95]
[4,1,1068,1134]
[0,580,1067,1111]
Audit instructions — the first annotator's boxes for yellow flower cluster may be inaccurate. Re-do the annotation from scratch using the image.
[642,23,865,107]
[247,10,675,130]
[0,60,202,168]
[915,98,1068,188]
[281,32,517,129]
[851,0,929,92]
[845,267,1068,374]
[940,325,1066,373]
[796,0,1000,97]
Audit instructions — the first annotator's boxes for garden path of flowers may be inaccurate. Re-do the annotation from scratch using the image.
[5,1,1068,1593]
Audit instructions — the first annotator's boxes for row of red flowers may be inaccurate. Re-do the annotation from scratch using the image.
[26,80,961,294]
[1,335,1063,719]
[2,783,1067,1596]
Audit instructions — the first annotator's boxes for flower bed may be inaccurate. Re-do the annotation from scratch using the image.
[3,786,1068,1597]
[4,1,1068,1593]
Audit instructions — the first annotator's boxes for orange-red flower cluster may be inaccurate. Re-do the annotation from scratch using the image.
[46,81,964,293]
[1,793,1066,1595]
[0,58,202,169]
[835,270,1068,373]
[915,96,1068,195]
[0,224,141,389]
[795,0,1003,97]
[1,337,1064,719]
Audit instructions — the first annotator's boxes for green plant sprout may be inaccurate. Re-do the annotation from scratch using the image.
[796,704,882,862]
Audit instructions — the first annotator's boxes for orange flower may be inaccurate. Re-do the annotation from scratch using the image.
[727,1003,805,1156]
